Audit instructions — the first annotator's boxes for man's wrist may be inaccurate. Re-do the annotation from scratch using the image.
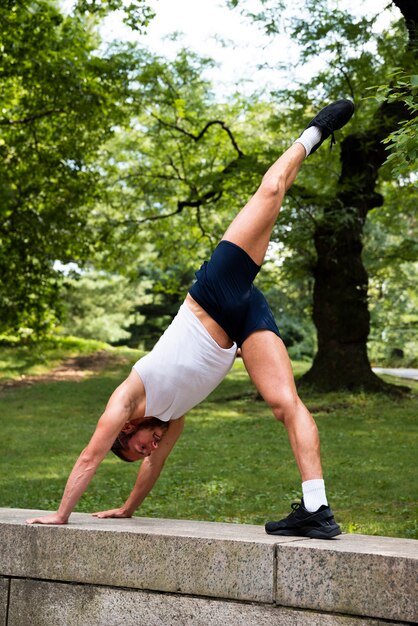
[122,503,136,517]
[56,509,70,524]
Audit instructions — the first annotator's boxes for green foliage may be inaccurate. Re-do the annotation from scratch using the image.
[73,0,154,32]
[227,0,286,34]
[227,0,417,369]
[0,353,416,537]
[60,270,142,344]
[88,49,322,352]
[1,0,415,370]
[379,72,418,176]
[77,47,264,345]
[364,177,418,366]
[258,255,316,360]
[92,49,270,275]
[0,0,148,338]
[125,263,195,350]
[59,262,195,349]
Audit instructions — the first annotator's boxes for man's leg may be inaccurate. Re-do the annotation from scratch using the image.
[222,143,305,266]
[241,331,321,481]
[230,100,355,538]
[221,98,354,266]
[241,330,341,538]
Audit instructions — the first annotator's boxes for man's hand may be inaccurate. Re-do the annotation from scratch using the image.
[26,513,68,525]
[92,508,132,519]
[91,417,185,522]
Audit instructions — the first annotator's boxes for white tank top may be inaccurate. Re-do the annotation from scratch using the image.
[132,302,237,421]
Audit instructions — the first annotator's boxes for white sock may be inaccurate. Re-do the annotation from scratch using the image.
[302,478,328,512]
[294,126,322,158]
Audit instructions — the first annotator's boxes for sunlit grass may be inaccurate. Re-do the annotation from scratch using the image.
[0,349,417,538]
[0,336,114,379]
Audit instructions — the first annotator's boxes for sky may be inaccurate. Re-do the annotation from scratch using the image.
[61,0,397,98]
[104,0,301,96]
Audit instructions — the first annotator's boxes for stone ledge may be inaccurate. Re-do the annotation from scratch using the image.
[7,579,410,626]
[0,578,8,626]
[0,508,298,603]
[1,508,417,624]
[275,534,418,623]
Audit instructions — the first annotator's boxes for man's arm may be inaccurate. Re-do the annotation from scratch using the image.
[26,374,142,525]
[92,416,185,519]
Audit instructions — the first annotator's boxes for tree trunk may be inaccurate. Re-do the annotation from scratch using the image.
[301,194,382,391]
[300,105,415,392]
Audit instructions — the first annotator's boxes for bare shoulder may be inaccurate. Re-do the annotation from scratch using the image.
[124,368,146,397]
[107,369,147,421]
[168,415,185,436]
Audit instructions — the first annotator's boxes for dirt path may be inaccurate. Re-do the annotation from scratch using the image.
[0,351,128,392]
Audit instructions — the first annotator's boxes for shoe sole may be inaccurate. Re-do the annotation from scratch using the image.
[304,526,342,539]
[266,526,342,539]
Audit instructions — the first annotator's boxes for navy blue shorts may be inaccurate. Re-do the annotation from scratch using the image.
[189,240,281,347]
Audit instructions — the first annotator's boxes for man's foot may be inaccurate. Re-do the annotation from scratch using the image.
[265,499,342,539]
[302,99,355,154]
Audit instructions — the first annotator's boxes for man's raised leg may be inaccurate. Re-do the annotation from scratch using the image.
[221,98,355,267]
[221,143,305,266]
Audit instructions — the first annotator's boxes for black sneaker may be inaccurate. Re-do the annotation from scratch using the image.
[265,499,342,539]
[304,99,355,153]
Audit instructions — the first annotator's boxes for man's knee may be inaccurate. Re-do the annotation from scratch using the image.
[269,390,300,424]
[259,171,285,200]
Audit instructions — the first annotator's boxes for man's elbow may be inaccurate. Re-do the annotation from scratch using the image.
[78,447,103,471]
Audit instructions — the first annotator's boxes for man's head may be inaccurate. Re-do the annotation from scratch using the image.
[111,417,169,462]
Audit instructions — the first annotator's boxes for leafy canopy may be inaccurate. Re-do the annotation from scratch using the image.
[0,0,150,337]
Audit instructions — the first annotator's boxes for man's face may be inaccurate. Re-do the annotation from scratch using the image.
[123,427,164,462]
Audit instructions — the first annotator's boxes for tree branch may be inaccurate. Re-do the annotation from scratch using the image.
[330,60,356,102]
[177,188,223,213]
[0,109,65,125]
[196,205,216,246]
[151,114,245,158]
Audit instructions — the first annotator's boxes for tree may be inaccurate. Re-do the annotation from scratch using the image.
[61,269,142,344]
[82,50,264,344]
[301,0,417,391]
[0,0,151,338]
[365,174,418,366]
[231,0,418,391]
[87,48,325,353]
[97,49,257,261]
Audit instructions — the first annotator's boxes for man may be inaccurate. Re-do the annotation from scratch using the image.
[27,99,354,538]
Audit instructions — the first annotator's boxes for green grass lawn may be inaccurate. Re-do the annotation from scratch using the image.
[0,342,417,538]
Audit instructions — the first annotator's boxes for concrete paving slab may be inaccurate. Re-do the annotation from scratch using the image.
[8,579,409,626]
[275,533,418,623]
[0,508,300,603]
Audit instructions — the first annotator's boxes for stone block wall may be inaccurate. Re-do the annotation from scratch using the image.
[0,509,416,626]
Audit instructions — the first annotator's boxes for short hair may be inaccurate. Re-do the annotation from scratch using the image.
[111,417,169,462]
